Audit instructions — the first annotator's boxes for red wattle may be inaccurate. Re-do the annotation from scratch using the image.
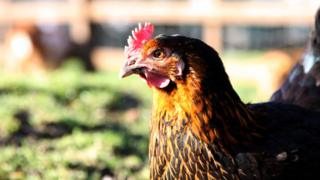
[145,71,170,88]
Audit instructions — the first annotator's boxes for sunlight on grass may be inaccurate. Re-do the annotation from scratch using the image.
[0,62,151,179]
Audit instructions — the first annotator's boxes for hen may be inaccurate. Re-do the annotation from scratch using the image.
[120,23,320,179]
[271,9,320,111]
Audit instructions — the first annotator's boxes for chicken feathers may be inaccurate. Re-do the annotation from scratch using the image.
[120,21,320,179]
[271,8,320,111]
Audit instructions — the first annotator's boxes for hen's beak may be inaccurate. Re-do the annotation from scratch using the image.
[119,59,146,78]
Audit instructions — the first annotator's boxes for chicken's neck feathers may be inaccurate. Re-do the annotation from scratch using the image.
[151,72,260,151]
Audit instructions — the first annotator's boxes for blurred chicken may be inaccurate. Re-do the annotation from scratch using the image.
[1,24,45,75]
[271,9,320,111]
[120,22,320,179]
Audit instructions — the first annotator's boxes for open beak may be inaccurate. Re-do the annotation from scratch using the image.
[119,59,147,78]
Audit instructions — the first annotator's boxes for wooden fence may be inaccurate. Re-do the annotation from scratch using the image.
[0,0,318,52]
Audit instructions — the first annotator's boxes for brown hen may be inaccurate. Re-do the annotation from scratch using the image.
[120,22,320,179]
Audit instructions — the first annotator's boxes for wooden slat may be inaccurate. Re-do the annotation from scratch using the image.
[89,1,218,24]
[89,1,317,26]
[219,1,318,26]
[0,1,316,25]
[0,0,318,53]
[0,1,70,24]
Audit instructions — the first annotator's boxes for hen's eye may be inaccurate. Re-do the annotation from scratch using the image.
[152,48,165,59]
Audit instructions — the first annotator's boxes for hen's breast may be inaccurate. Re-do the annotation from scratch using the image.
[148,123,239,179]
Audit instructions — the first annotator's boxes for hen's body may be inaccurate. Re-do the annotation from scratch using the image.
[120,21,320,179]
[150,103,320,179]
[148,70,320,179]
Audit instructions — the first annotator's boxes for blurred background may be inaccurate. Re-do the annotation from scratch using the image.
[0,0,318,179]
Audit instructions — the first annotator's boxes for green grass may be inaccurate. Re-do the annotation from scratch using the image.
[222,50,268,103]
[0,62,151,180]
[222,50,264,62]
[0,58,262,179]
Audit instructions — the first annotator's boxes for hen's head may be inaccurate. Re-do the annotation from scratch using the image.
[120,23,229,92]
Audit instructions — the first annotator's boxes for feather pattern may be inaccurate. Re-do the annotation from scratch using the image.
[121,22,320,180]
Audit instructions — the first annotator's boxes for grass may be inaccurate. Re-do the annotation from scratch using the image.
[0,62,151,180]
[222,50,269,103]
[222,50,264,62]
[0,57,263,179]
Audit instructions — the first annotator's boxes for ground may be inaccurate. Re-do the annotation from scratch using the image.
[0,61,152,179]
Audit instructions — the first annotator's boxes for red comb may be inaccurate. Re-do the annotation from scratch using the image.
[124,22,154,60]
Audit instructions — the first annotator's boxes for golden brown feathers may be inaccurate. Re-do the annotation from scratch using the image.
[121,24,320,179]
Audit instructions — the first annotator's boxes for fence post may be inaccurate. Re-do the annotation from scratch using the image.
[203,23,223,53]
[68,0,90,44]
[201,0,223,53]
